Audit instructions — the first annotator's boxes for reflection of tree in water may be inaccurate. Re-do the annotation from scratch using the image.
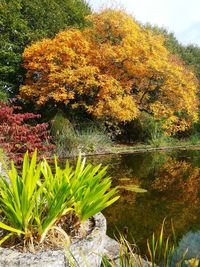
[149,157,200,248]
[88,151,168,185]
[116,152,168,181]
[152,157,200,204]
[104,153,200,255]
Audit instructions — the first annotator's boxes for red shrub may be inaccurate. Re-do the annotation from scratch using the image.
[0,101,55,162]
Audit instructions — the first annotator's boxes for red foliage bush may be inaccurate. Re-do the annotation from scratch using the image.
[0,101,55,161]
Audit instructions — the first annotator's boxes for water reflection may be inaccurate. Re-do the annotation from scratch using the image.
[87,149,200,254]
[152,157,200,203]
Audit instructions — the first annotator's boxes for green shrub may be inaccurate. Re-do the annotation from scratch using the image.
[138,113,173,147]
[148,135,174,148]
[0,90,8,103]
[74,126,112,153]
[51,113,112,156]
[0,150,119,248]
[188,133,200,145]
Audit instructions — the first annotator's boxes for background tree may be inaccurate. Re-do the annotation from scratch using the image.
[21,10,199,135]
[0,0,91,96]
[145,24,200,82]
[0,0,29,97]
[144,24,200,138]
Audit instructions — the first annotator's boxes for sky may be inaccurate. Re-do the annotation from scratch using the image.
[88,0,200,46]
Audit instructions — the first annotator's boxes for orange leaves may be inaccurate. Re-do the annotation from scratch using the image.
[20,9,199,134]
[93,95,138,122]
[152,158,200,203]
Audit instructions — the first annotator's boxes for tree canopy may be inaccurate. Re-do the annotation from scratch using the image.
[145,24,200,82]
[20,10,199,135]
[0,0,91,95]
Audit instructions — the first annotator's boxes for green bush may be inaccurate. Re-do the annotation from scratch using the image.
[51,113,112,156]
[148,135,174,148]
[139,113,173,147]
[0,150,119,248]
[188,133,200,145]
[0,90,8,103]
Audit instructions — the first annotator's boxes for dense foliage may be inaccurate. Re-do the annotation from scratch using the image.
[0,0,91,95]
[145,24,200,82]
[0,101,54,161]
[0,151,118,248]
[21,10,199,135]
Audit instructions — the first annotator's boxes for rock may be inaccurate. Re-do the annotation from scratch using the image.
[0,248,65,267]
[102,235,120,261]
[0,162,9,182]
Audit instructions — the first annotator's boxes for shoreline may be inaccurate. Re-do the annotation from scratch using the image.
[3,143,200,162]
[82,143,200,158]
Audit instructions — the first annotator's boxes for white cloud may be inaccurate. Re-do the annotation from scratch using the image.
[88,0,200,45]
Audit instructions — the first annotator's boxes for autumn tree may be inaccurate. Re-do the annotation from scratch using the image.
[20,9,199,135]
[152,158,200,204]
[0,0,91,95]
[0,101,54,161]
[145,24,200,82]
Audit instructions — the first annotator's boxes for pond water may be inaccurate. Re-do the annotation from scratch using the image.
[87,148,200,258]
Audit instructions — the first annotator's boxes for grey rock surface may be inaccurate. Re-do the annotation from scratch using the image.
[103,235,120,261]
[0,161,9,182]
[0,249,65,267]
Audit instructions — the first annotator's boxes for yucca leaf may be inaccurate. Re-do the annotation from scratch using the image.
[0,221,24,234]
[171,219,177,247]
[0,233,13,245]
[158,218,166,261]
[147,239,153,264]
[80,194,119,222]
[22,151,29,183]
[164,236,169,266]
[8,162,21,210]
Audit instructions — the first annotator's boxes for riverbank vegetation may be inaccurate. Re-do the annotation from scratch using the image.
[1,2,200,161]
[101,222,193,267]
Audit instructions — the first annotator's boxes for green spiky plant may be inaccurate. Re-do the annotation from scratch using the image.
[101,235,145,267]
[147,219,177,267]
[100,220,190,267]
[145,220,189,267]
[0,150,119,249]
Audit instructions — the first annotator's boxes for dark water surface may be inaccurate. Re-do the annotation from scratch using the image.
[87,149,200,257]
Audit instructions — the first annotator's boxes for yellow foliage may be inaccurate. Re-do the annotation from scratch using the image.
[152,158,200,203]
[20,9,199,134]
